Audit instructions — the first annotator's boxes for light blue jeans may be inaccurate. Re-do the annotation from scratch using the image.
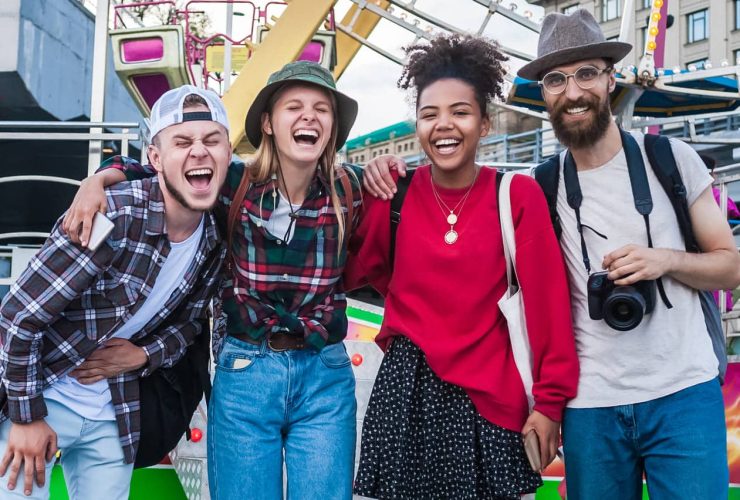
[562,378,728,500]
[208,336,357,500]
[0,398,133,500]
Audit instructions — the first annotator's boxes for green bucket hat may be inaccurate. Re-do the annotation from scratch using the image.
[245,61,359,150]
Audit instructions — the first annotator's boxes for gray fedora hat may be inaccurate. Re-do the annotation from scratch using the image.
[518,9,632,81]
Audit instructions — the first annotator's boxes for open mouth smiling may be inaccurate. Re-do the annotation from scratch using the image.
[433,137,461,154]
[185,168,214,189]
[293,129,319,145]
[565,106,589,116]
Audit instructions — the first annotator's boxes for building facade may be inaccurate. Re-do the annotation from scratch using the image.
[529,0,740,69]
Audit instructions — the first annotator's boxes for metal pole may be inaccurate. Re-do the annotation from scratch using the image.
[88,0,110,176]
[224,1,234,92]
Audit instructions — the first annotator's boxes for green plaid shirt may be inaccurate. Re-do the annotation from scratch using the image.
[103,156,362,352]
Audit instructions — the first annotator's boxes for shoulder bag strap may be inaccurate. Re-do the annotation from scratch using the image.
[338,167,355,247]
[390,169,416,271]
[227,167,251,269]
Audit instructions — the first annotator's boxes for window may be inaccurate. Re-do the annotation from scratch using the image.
[639,27,647,54]
[687,9,708,43]
[735,49,740,65]
[736,0,740,30]
[602,0,620,21]
[641,0,651,9]
[562,4,579,14]
[686,58,708,70]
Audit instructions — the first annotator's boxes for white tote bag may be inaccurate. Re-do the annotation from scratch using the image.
[497,172,535,412]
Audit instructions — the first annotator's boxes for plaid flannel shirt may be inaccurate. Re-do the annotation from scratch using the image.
[0,177,224,463]
[104,155,362,352]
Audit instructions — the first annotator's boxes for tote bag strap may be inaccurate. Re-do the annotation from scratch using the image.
[497,171,535,411]
[499,172,518,290]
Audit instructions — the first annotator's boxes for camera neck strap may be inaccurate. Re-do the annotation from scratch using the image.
[563,129,672,309]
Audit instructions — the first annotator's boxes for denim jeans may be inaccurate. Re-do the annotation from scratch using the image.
[208,336,357,500]
[562,378,728,500]
[0,398,133,500]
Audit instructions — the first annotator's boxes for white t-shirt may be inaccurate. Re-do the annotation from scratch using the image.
[44,216,204,420]
[266,191,301,244]
[556,132,717,408]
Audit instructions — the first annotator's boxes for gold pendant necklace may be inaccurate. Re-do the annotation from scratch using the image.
[431,168,479,245]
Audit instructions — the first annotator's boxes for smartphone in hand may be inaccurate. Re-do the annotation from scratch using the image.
[523,430,542,472]
[87,212,114,251]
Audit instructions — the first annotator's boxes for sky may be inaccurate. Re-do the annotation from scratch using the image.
[192,0,544,139]
[332,0,543,137]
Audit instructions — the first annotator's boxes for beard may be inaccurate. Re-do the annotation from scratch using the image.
[161,165,198,212]
[549,94,612,149]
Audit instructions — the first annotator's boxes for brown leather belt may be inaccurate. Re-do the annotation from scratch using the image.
[231,331,306,352]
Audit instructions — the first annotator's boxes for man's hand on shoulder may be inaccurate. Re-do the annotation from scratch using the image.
[70,338,148,384]
[0,420,57,495]
[602,244,675,285]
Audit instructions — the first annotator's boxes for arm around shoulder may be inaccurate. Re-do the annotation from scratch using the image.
[343,184,393,294]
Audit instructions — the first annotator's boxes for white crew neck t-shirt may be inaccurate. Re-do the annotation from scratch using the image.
[266,191,302,244]
[44,216,204,420]
[555,132,717,408]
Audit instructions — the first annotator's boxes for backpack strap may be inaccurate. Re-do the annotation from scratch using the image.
[227,166,251,268]
[495,169,504,190]
[533,154,562,239]
[390,170,416,270]
[338,166,357,247]
[643,134,700,253]
[643,133,727,381]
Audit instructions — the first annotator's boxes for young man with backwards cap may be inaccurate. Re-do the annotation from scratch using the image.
[516,9,740,498]
[0,85,229,499]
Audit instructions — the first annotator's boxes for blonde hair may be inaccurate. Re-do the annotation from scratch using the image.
[248,83,351,248]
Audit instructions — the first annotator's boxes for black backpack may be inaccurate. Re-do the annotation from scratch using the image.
[533,133,727,382]
[134,316,212,468]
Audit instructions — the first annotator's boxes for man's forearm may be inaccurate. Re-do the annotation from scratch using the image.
[667,247,740,291]
[93,168,127,188]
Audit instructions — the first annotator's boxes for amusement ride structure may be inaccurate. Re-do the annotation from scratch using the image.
[1,0,739,498]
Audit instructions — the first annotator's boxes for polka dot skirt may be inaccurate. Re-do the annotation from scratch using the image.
[353,336,542,500]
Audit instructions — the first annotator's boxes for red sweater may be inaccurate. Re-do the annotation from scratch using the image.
[345,166,578,431]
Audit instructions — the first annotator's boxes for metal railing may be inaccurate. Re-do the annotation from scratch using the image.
[0,121,142,241]
[470,112,740,164]
[0,121,141,158]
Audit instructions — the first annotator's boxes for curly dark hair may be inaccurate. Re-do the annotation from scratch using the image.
[398,34,508,115]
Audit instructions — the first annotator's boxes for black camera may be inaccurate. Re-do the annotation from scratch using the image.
[587,271,656,331]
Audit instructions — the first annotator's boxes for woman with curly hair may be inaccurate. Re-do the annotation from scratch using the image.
[345,34,580,499]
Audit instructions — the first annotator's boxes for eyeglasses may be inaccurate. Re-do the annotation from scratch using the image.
[539,65,613,95]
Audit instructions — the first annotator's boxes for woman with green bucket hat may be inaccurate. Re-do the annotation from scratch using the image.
[62,62,364,499]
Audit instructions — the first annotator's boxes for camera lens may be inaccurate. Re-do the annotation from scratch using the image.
[603,286,647,331]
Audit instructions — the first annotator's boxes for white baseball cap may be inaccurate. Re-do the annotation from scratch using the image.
[148,85,229,141]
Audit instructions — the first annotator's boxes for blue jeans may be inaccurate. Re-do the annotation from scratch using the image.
[208,336,357,500]
[562,378,728,500]
[0,398,133,500]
